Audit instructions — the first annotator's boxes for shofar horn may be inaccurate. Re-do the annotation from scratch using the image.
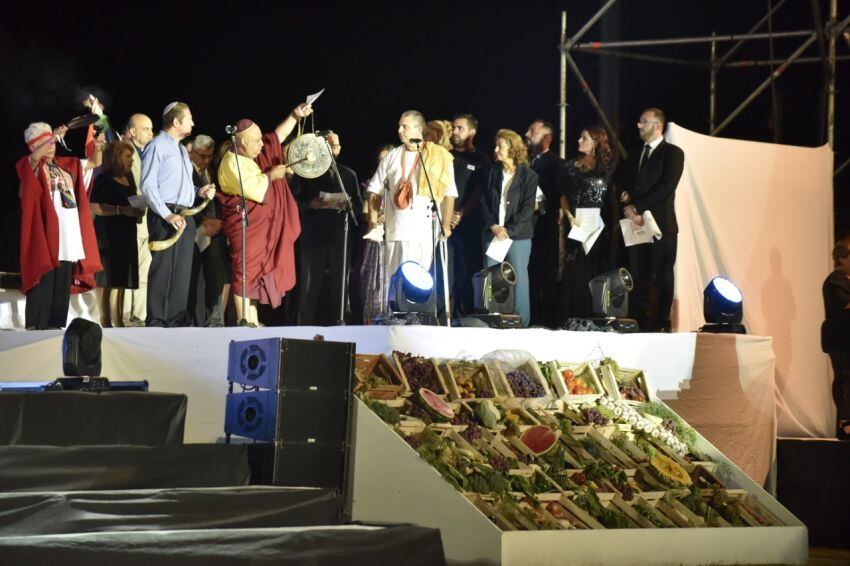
[148,197,212,252]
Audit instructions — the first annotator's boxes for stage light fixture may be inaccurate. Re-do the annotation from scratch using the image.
[589,268,634,318]
[472,261,517,314]
[62,318,103,377]
[701,276,746,333]
[388,261,435,313]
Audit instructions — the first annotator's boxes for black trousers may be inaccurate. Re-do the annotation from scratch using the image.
[297,231,347,326]
[188,233,228,326]
[25,261,73,330]
[448,217,484,318]
[627,233,677,332]
[146,212,196,327]
[828,350,850,437]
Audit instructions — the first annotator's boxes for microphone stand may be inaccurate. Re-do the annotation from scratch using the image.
[227,127,250,327]
[414,141,451,328]
[320,136,358,325]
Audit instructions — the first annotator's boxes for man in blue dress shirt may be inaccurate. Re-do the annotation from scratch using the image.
[140,102,216,327]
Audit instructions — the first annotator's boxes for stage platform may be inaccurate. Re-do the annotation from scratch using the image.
[0,325,776,483]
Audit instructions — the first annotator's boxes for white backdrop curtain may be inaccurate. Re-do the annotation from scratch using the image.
[667,123,834,437]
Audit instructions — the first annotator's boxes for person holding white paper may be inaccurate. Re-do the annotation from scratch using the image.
[558,126,617,320]
[479,129,538,327]
[615,108,684,332]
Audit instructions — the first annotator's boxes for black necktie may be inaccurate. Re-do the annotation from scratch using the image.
[639,144,651,171]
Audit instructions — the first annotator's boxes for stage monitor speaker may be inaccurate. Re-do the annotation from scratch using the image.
[224,338,355,509]
[62,318,102,377]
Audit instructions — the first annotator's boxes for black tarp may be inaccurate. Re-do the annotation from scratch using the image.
[777,438,850,548]
[0,391,186,445]
[0,486,342,536]
[0,524,446,566]
[0,445,251,491]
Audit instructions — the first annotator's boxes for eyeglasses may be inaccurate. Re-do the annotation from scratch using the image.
[637,119,659,125]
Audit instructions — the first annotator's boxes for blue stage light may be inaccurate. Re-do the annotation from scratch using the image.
[711,277,743,303]
[389,261,435,312]
[702,276,745,332]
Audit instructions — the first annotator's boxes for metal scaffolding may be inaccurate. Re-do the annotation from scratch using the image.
[559,0,849,176]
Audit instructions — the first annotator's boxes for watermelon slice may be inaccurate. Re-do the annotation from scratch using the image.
[520,425,558,455]
[419,388,455,420]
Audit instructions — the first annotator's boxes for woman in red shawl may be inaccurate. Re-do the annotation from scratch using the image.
[16,122,102,329]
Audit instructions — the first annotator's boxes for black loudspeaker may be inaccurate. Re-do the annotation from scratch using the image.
[62,318,102,376]
[225,338,355,509]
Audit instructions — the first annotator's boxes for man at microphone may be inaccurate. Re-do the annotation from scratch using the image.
[216,102,311,326]
[367,110,457,314]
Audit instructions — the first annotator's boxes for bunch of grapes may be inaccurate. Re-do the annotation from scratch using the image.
[505,370,545,398]
[452,410,473,426]
[489,453,511,474]
[460,422,483,444]
[405,434,423,450]
[618,483,635,501]
[619,382,646,402]
[407,402,433,424]
[396,352,440,392]
[517,452,534,465]
[581,407,610,425]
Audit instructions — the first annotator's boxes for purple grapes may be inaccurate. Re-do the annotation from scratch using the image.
[581,407,609,425]
[396,352,441,393]
[505,370,545,398]
[460,423,483,444]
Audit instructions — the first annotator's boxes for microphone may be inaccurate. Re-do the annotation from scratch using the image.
[314,129,334,137]
[408,138,423,144]
[225,125,237,135]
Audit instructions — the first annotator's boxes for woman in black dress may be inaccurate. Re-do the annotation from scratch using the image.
[822,236,850,439]
[90,141,143,326]
[558,125,618,321]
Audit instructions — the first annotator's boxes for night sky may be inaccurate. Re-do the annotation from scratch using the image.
[1,0,847,270]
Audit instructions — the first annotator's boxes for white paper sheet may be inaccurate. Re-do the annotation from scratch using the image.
[363,225,385,242]
[195,226,211,252]
[567,208,604,254]
[485,237,513,263]
[619,210,662,247]
[305,88,325,106]
[320,191,347,204]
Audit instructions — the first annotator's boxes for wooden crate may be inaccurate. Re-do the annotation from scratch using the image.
[488,357,555,406]
[354,353,407,397]
[463,493,516,531]
[441,360,503,402]
[598,363,652,404]
[547,361,604,402]
[392,352,450,396]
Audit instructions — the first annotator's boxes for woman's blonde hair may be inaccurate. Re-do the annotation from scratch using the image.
[495,129,528,166]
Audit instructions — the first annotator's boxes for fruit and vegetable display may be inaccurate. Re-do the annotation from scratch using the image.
[448,361,496,399]
[356,350,785,531]
[505,369,546,398]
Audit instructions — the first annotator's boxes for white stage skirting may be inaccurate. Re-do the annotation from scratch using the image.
[0,325,775,483]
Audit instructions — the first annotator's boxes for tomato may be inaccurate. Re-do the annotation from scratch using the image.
[561,368,575,383]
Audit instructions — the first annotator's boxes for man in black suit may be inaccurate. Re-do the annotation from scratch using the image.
[187,134,229,326]
[617,108,685,332]
[525,120,564,328]
[292,132,360,325]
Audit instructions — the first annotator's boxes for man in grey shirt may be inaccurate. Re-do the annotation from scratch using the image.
[140,102,215,327]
